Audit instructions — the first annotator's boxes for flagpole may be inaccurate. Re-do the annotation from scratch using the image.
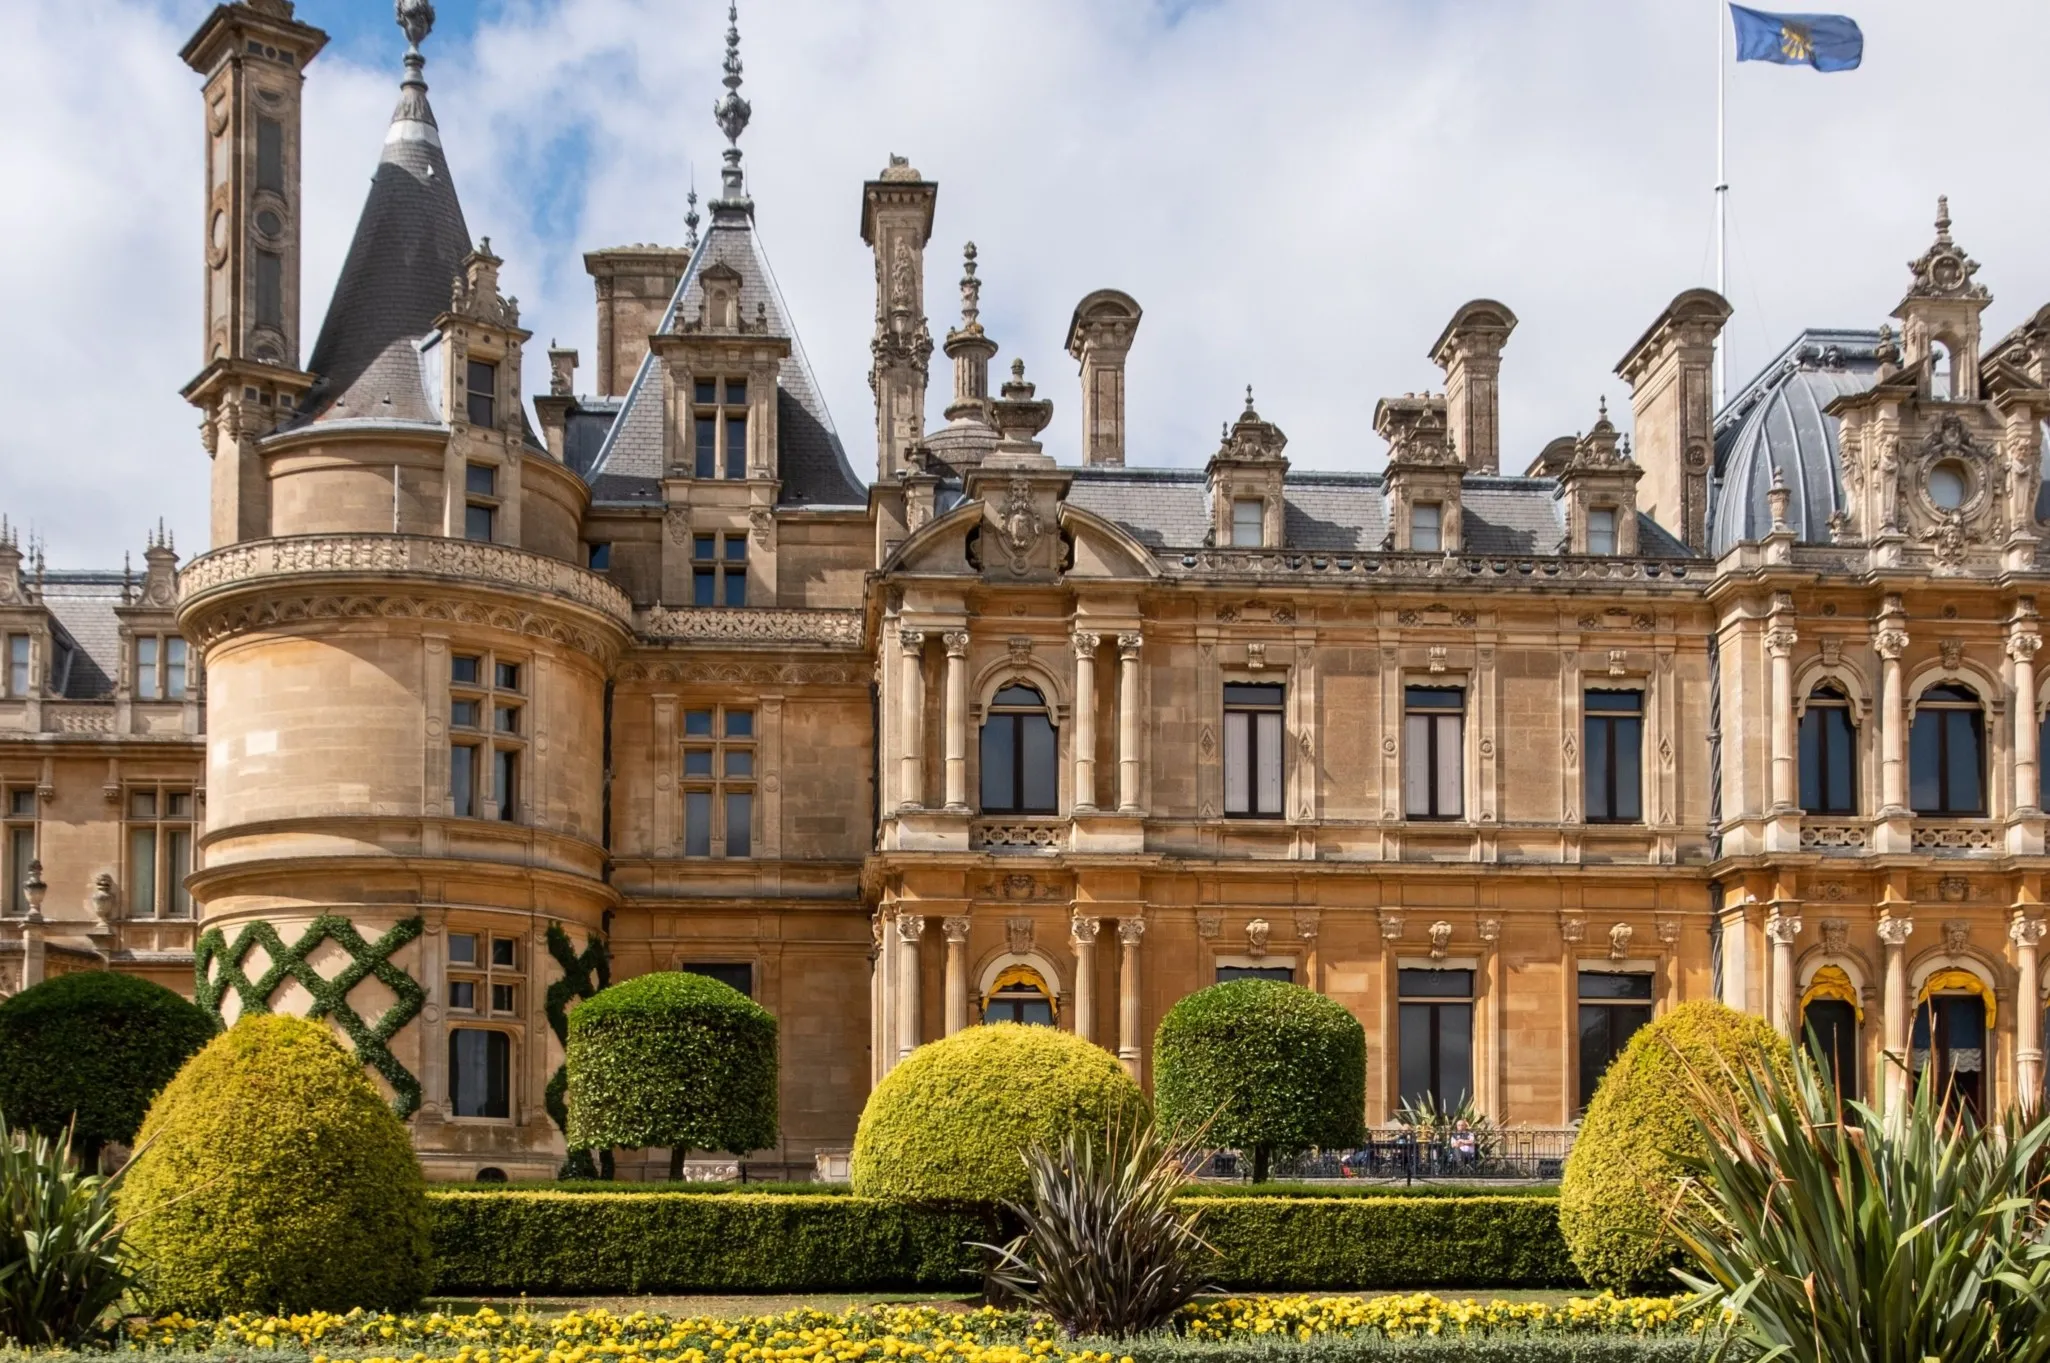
[1714,0,1728,409]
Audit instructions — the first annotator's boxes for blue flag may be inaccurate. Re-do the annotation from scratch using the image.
[1730,4,1863,71]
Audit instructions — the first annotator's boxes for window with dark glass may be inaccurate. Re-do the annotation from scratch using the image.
[254,251,283,328]
[587,542,612,571]
[1398,968,1474,1110]
[980,684,1057,813]
[690,533,746,607]
[1583,690,1643,823]
[1577,970,1654,1110]
[449,651,524,821]
[682,962,754,997]
[1223,682,1285,817]
[982,967,1056,1025]
[691,376,749,479]
[464,503,495,541]
[3,788,35,918]
[682,706,755,857]
[1803,998,1859,1105]
[1798,685,1857,814]
[126,787,194,919]
[1216,965,1294,984]
[466,360,497,428]
[1909,683,1985,815]
[1403,686,1464,819]
[1587,507,1618,556]
[449,1029,510,1118]
[1912,994,1987,1121]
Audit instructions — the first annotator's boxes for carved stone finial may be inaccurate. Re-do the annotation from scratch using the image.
[396,0,435,60]
[711,4,752,209]
[684,185,701,250]
[959,242,982,333]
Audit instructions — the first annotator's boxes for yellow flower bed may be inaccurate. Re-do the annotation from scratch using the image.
[124,1295,1694,1363]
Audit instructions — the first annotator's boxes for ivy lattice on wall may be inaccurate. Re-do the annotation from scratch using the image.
[194,914,427,1116]
[542,923,611,1137]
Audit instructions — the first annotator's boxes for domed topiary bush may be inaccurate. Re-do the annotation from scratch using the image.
[565,971,778,1177]
[853,1023,1145,1203]
[1560,999,1793,1290]
[116,1013,432,1314]
[1153,978,1366,1182]
[0,971,215,1165]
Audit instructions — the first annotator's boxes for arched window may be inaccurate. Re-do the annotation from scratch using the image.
[1909,682,1984,815]
[982,964,1056,1025]
[980,683,1057,813]
[1800,968,1861,1107]
[1798,684,1857,814]
[1930,341,1954,402]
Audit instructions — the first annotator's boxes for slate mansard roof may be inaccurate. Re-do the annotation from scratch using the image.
[574,215,869,511]
[1065,468,1694,558]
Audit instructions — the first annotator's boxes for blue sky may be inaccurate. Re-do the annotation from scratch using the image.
[7,0,2050,564]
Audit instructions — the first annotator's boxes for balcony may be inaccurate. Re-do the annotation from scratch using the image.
[1798,818,1870,853]
[1910,819,1999,853]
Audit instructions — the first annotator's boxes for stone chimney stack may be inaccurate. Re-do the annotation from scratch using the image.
[1615,288,1731,554]
[1065,290,1143,468]
[1428,300,1516,475]
[584,246,692,397]
[862,155,938,482]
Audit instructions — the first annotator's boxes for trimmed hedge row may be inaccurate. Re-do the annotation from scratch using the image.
[428,1192,1576,1293]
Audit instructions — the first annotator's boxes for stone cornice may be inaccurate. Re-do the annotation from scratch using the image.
[638,606,864,650]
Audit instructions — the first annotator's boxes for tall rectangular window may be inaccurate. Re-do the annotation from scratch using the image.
[3,789,35,918]
[682,705,756,857]
[254,251,284,329]
[136,637,158,699]
[1584,690,1643,823]
[255,115,284,193]
[1398,968,1474,1110]
[1587,507,1619,556]
[691,533,746,607]
[449,1029,511,1118]
[126,788,194,918]
[1231,499,1264,548]
[1410,502,1442,552]
[1798,686,1857,814]
[466,360,497,428]
[1403,686,1464,819]
[165,638,189,700]
[1578,971,1654,1111]
[450,651,525,821]
[4,636,27,697]
[691,376,749,479]
[1223,682,1285,818]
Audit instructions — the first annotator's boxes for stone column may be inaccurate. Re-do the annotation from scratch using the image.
[2013,632,2042,812]
[2014,915,2046,1112]
[1766,614,1799,811]
[1767,908,1802,1037]
[942,915,972,1035]
[1072,632,1100,812]
[942,631,970,811]
[898,630,926,810]
[1877,627,1910,813]
[1878,910,1914,1112]
[896,914,926,1063]
[1116,916,1146,1077]
[1071,914,1100,1044]
[1117,632,1143,813]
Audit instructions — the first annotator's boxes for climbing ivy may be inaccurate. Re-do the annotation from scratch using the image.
[194,915,428,1117]
[543,923,612,1177]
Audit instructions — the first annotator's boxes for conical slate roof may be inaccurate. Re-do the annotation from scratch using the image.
[294,45,471,429]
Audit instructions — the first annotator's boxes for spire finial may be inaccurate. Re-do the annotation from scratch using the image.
[685,177,701,251]
[1935,194,1952,245]
[711,3,753,211]
[1244,384,1256,415]
[396,0,435,84]
[959,242,981,332]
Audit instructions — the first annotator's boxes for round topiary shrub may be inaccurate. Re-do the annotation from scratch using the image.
[852,1023,1145,1203]
[1153,978,1366,1181]
[565,971,778,1174]
[116,1013,432,1314]
[1560,999,1794,1290]
[0,971,215,1165]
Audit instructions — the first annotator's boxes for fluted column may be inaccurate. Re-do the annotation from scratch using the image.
[1878,910,1914,1113]
[1072,632,1100,811]
[1116,916,1145,1077]
[898,629,926,811]
[1117,632,1143,813]
[1877,627,1910,813]
[896,914,926,1062]
[1071,915,1100,1044]
[942,631,970,811]
[2013,632,2042,813]
[2014,915,2046,1113]
[1766,614,1799,811]
[942,915,972,1036]
[1767,908,1802,1036]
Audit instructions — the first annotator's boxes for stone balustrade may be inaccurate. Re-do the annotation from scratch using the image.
[641,606,864,649]
[1157,548,1705,583]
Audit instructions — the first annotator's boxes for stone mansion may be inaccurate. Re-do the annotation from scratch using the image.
[3,0,2048,1178]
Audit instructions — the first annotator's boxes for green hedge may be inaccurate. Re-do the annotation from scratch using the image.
[426,1191,1575,1293]
[1188,1196,1578,1289]
[1189,1182,1559,1200]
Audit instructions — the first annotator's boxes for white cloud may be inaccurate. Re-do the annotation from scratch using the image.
[7,0,2050,566]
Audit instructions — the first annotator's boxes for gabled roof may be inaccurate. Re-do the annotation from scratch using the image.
[581,217,867,509]
[291,49,470,430]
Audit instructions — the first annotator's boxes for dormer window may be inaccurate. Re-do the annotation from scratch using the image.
[1230,498,1264,548]
[1411,502,1443,552]
[1587,507,1619,556]
[466,360,498,428]
[693,378,750,480]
